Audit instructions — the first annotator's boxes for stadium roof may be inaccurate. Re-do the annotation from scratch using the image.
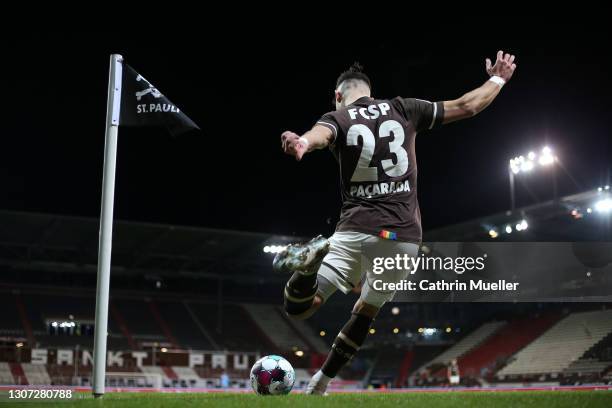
[0,187,609,285]
[424,188,611,242]
[0,210,299,284]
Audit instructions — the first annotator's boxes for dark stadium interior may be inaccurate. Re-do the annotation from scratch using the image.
[1,24,612,394]
[1,208,612,388]
[1,28,610,236]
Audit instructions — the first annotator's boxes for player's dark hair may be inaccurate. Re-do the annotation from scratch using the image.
[335,62,371,90]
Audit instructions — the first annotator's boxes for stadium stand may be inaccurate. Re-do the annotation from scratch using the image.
[0,295,24,336]
[112,299,167,344]
[563,330,612,376]
[2,209,611,389]
[140,365,174,387]
[46,363,75,385]
[0,362,15,384]
[8,363,27,385]
[21,293,93,331]
[396,345,448,386]
[171,366,200,386]
[187,302,272,352]
[13,294,35,344]
[283,313,329,353]
[369,346,407,384]
[147,301,181,348]
[395,350,413,387]
[583,330,612,362]
[107,302,135,348]
[181,301,219,349]
[293,368,312,388]
[20,363,52,385]
[563,358,612,376]
[413,321,506,376]
[151,300,209,350]
[243,304,309,351]
[458,314,561,378]
[497,310,612,377]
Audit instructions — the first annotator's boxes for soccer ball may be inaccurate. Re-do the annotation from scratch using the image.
[250,355,295,395]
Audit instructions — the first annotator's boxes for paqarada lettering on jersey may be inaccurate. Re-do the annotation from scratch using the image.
[349,179,411,198]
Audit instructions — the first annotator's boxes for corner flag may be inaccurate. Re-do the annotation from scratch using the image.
[120,64,199,135]
[92,54,198,398]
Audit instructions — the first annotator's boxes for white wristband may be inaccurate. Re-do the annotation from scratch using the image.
[489,75,506,87]
[298,137,309,148]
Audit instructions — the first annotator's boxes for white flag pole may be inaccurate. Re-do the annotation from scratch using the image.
[92,54,123,398]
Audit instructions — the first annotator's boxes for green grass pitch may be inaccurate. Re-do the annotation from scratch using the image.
[5,390,612,408]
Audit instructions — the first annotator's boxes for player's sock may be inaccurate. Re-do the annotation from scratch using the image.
[321,312,373,378]
[306,370,333,394]
[312,370,332,386]
[283,270,318,316]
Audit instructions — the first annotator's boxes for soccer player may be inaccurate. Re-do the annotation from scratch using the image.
[275,51,516,395]
[448,358,461,386]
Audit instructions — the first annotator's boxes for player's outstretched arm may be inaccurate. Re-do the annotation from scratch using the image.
[281,125,334,161]
[442,50,517,124]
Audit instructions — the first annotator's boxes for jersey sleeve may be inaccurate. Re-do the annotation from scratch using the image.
[315,112,339,144]
[398,98,445,132]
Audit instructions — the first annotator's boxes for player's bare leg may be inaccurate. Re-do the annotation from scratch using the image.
[273,235,330,319]
[306,299,380,395]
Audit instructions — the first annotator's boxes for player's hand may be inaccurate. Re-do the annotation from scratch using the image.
[281,131,308,161]
[486,50,517,82]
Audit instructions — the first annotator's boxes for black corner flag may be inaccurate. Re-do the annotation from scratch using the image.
[93,54,199,398]
[120,63,199,136]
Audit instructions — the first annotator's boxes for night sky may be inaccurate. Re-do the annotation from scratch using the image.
[1,26,610,239]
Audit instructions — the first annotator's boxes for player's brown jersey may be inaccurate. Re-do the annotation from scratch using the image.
[316,96,444,244]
